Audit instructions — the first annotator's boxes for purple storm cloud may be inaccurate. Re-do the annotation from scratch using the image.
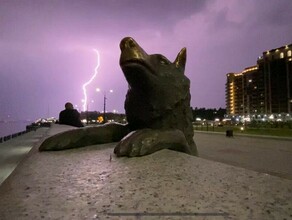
[0,0,291,120]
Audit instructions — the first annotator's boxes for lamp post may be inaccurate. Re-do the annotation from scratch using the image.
[96,88,113,123]
[81,99,94,125]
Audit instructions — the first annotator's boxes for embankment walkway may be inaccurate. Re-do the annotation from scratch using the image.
[0,128,49,185]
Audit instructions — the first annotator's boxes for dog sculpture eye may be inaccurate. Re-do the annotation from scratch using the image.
[129,40,136,48]
[159,56,170,65]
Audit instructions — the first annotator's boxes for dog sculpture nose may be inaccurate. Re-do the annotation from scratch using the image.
[120,37,136,50]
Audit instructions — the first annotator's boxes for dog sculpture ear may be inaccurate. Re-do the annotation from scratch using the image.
[174,47,186,71]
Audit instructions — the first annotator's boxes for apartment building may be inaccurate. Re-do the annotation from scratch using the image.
[226,44,292,116]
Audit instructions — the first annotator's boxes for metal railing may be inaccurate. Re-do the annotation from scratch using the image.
[0,130,30,143]
[0,124,43,144]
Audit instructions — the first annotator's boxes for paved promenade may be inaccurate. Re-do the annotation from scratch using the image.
[0,128,49,185]
[0,124,291,219]
[195,131,292,180]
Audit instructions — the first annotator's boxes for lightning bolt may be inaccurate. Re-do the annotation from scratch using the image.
[82,49,100,112]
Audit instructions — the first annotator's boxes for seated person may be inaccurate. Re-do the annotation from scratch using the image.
[59,102,84,127]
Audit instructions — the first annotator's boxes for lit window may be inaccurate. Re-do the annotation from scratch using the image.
[280,52,284,58]
[288,50,292,57]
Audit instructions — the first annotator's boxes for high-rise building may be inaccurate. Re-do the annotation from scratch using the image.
[226,44,292,116]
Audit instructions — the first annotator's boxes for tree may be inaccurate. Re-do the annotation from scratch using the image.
[191,107,226,121]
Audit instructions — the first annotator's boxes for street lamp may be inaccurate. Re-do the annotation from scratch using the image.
[96,88,113,123]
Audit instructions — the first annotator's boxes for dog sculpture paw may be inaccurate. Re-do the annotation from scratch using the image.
[114,129,191,157]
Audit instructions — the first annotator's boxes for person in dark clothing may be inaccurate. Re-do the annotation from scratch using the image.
[59,102,84,127]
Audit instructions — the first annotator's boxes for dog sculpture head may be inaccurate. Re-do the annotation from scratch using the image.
[120,37,192,130]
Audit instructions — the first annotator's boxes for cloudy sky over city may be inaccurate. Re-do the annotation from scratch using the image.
[1,0,292,120]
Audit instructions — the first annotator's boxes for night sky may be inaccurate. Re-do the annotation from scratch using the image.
[1,0,292,121]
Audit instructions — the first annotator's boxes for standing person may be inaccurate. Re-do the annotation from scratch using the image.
[59,102,84,127]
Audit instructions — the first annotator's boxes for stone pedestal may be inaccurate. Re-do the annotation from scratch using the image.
[0,125,291,219]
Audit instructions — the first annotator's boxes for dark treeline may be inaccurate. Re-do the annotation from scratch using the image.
[80,111,126,123]
[191,107,226,121]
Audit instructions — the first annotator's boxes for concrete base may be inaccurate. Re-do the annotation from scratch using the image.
[0,125,291,219]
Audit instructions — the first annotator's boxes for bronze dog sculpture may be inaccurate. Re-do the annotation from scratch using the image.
[39,37,198,157]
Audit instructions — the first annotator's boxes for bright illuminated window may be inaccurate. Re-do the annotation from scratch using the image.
[280,52,284,58]
[288,50,292,57]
